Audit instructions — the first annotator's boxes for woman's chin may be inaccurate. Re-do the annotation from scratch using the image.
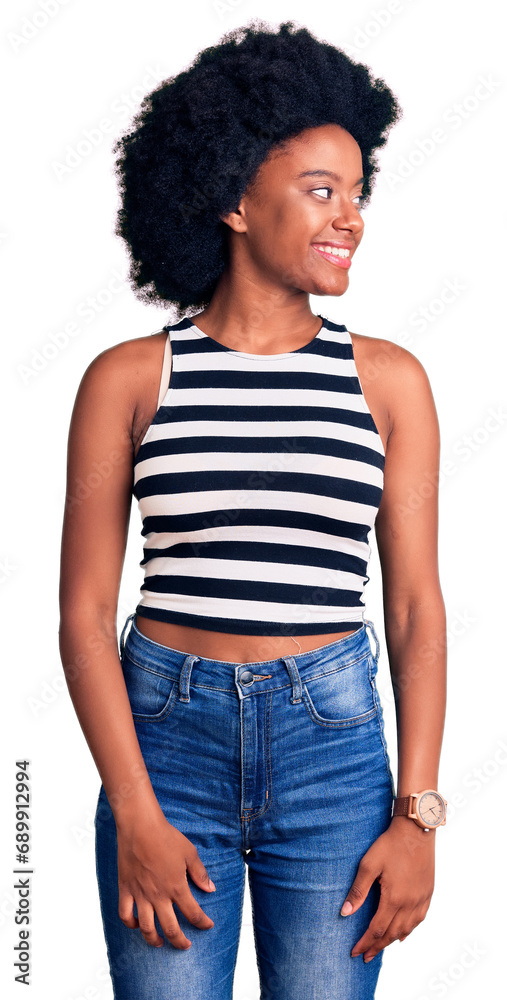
[308,276,350,298]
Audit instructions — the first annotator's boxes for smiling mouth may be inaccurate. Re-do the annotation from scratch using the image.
[311,244,352,269]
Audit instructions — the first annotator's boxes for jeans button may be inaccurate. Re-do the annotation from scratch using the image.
[239,669,254,686]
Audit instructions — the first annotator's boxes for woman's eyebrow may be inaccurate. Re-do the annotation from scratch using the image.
[296,169,365,185]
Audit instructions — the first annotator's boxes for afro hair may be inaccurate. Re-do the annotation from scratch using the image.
[113,19,403,317]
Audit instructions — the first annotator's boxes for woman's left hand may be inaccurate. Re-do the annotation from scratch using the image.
[340,817,436,962]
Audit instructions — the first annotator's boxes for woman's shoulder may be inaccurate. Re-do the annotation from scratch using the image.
[349,329,425,371]
[75,330,168,444]
[349,330,433,395]
[79,330,167,408]
[348,331,437,451]
[83,329,167,379]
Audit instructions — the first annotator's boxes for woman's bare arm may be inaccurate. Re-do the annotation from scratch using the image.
[375,346,447,802]
[58,339,215,949]
[59,341,157,820]
[341,344,446,962]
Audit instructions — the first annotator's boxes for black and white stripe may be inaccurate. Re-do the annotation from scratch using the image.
[133,315,385,635]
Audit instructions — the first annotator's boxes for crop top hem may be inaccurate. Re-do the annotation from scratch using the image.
[134,604,364,636]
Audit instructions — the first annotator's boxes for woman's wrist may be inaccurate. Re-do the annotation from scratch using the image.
[389,814,437,841]
[109,786,165,829]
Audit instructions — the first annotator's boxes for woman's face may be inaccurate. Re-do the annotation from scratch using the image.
[223,123,366,298]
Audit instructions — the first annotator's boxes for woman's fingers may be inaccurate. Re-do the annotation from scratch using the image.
[119,889,194,950]
[361,906,426,961]
[118,879,214,949]
[344,823,435,961]
[135,898,165,948]
[157,901,192,950]
[354,902,429,962]
[350,900,399,959]
[186,850,216,894]
[167,880,215,943]
[116,821,216,948]
[118,890,139,930]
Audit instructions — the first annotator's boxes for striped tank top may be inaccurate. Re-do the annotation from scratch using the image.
[133,315,385,635]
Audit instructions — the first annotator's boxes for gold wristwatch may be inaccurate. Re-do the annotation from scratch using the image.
[392,789,447,830]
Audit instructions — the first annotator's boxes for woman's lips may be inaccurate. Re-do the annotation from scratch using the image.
[312,244,352,269]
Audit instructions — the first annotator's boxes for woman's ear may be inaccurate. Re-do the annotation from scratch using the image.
[219,196,248,232]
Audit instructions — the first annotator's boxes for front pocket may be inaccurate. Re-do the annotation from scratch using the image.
[121,650,178,721]
[302,654,377,728]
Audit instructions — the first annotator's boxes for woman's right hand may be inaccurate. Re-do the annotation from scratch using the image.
[116,809,216,949]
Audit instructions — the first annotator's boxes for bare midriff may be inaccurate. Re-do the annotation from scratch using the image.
[135,615,359,664]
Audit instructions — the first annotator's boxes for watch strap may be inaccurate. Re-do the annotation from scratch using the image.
[392,795,412,817]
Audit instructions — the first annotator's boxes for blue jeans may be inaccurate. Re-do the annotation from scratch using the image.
[94,614,396,999]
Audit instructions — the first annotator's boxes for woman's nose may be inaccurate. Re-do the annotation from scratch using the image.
[331,205,364,235]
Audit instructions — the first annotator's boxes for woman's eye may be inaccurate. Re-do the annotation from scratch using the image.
[311,187,366,209]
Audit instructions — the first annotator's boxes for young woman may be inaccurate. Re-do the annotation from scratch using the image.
[59,20,447,1000]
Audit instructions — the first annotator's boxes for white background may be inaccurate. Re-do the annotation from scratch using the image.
[1,0,506,997]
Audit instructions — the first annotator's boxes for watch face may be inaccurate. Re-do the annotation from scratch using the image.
[418,792,445,826]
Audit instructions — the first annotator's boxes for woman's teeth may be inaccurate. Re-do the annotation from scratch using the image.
[315,245,350,257]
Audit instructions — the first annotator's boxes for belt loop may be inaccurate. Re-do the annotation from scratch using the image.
[178,654,200,703]
[119,612,136,659]
[364,618,380,666]
[281,655,303,704]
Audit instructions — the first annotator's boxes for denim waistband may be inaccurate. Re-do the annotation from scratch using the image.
[119,613,381,701]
